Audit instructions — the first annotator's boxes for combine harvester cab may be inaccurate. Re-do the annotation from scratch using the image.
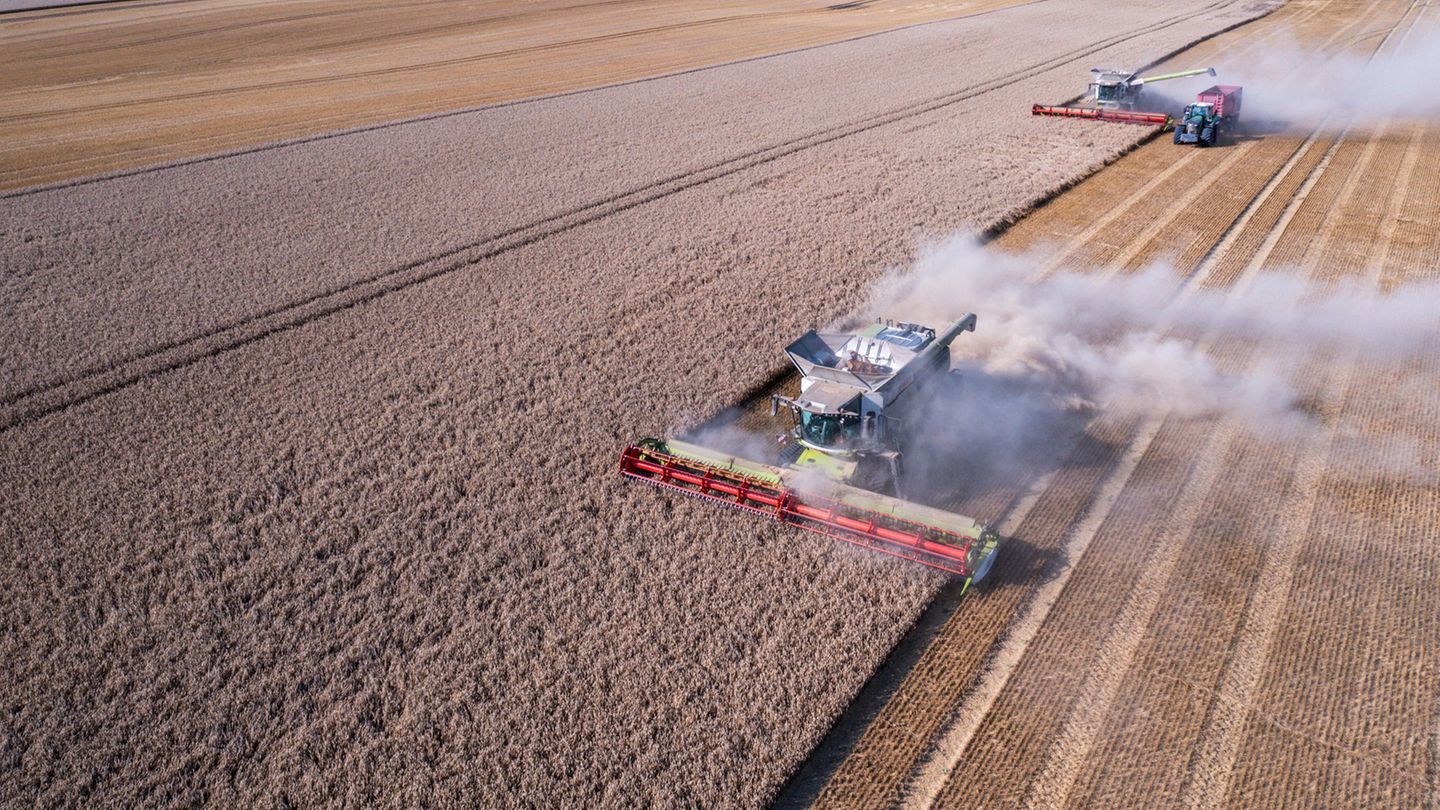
[619,316,1002,589]
[1033,66,1216,127]
[1173,85,1243,147]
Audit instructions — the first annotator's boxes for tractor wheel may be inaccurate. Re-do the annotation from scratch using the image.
[1200,126,1215,147]
[1173,127,1183,145]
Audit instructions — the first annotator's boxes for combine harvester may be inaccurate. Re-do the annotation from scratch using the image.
[1173,85,1243,147]
[1033,66,1216,126]
[619,317,1002,589]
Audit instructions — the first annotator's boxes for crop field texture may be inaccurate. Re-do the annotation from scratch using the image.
[0,0,1036,191]
[0,0,1278,806]
[790,1,1440,808]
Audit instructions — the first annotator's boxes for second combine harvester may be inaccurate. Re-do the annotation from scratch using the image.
[1033,66,1216,125]
[620,316,1002,590]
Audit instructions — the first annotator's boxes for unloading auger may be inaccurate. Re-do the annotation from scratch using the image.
[619,317,1002,588]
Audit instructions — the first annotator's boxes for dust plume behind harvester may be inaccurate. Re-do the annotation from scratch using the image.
[1032,66,1216,125]
[619,317,1002,588]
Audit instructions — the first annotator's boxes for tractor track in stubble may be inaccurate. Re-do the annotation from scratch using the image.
[1176,127,1426,809]
[1175,6,1433,803]
[793,0,1431,805]
[0,0,1270,434]
[927,3,1434,801]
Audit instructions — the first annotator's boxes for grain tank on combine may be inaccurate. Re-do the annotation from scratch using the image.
[1033,66,1216,126]
[1173,85,1243,147]
[619,316,1002,588]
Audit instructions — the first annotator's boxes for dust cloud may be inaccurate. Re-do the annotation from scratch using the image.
[858,236,1440,479]
[1215,25,1440,129]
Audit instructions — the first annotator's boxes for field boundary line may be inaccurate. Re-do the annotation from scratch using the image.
[898,415,1163,809]
[1179,119,1428,810]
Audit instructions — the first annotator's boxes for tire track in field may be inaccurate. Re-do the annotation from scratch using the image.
[1010,56,1423,807]
[899,129,1319,807]
[899,416,1162,810]
[1218,137,1438,806]
[0,0,1261,432]
[0,0,191,22]
[0,0,1048,188]
[1180,120,1434,810]
[899,25,1364,810]
[911,2,1422,804]
[793,4,1374,801]
[1011,113,1401,810]
[1018,391,1242,809]
[806,115,1300,802]
[927,124,1368,809]
[1176,14,1434,790]
[0,0,1208,190]
[0,9,847,126]
[902,135,1313,809]
[1026,0,1344,278]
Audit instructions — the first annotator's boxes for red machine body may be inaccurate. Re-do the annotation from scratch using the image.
[1030,104,1170,126]
[1195,85,1243,120]
[619,444,989,578]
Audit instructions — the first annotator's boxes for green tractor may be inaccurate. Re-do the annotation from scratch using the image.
[1173,85,1243,147]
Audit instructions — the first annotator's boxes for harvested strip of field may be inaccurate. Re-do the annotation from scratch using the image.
[794,1,1440,807]
[0,0,1036,190]
[0,0,1276,805]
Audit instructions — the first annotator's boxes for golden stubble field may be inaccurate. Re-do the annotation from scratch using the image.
[0,0,1029,190]
[790,1,1440,808]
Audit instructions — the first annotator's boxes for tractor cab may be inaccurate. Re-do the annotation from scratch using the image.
[1182,101,1216,124]
[780,381,884,456]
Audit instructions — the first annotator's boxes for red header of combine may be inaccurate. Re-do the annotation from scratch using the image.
[619,443,992,579]
[1031,104,1170,126]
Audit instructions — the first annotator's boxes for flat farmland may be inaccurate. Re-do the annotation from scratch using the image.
[0,0,1282,806]
[791,1,1440,808]
[0,0,1034,190]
